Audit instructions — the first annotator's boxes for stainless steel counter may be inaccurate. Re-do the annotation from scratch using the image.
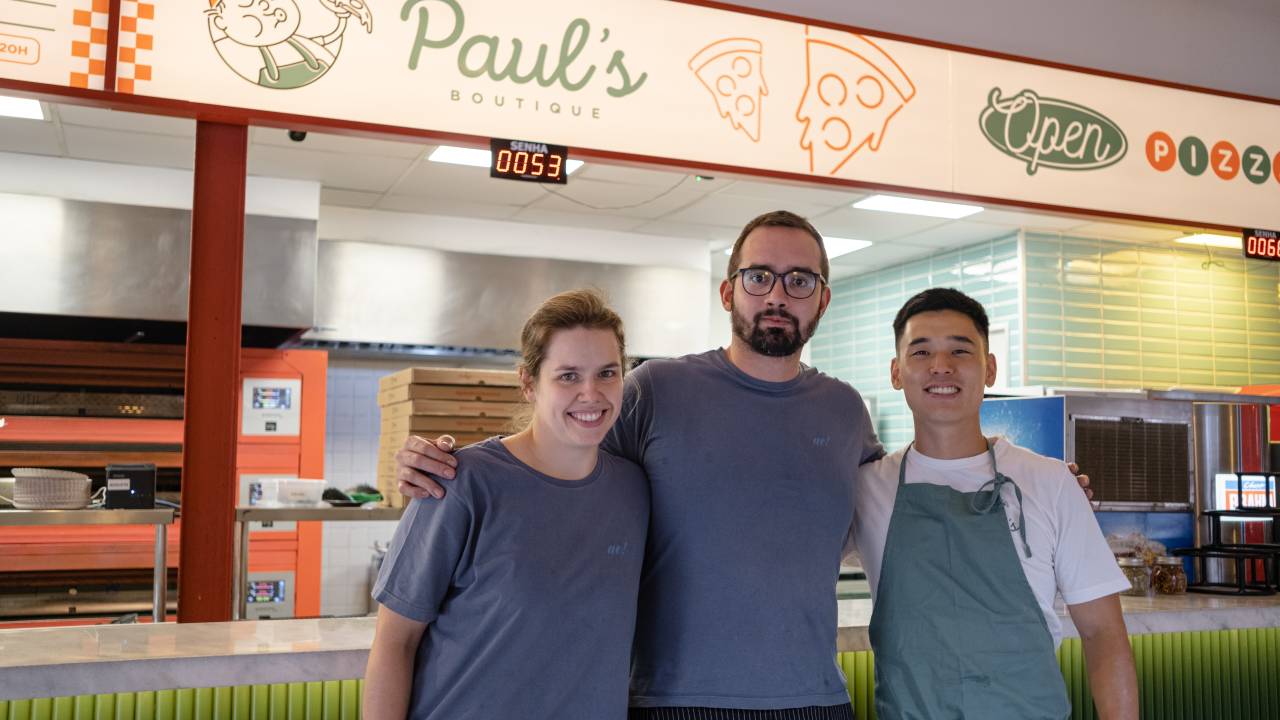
[0,508,175,623]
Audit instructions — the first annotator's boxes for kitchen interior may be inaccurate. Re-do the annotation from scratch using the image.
[1,100,1278,629]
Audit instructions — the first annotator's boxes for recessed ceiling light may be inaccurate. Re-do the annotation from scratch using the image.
[853,194,983,219]
[0,96,45,121]
[428,145,583,174]
[824,236,873,259]
[1174,233,1239,249]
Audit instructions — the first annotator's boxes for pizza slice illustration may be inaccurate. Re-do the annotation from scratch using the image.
[690,38,769,142]
[796,26,916,175]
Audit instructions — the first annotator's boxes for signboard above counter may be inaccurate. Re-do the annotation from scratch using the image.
[0,0,110,90]
[2,0,1278,232]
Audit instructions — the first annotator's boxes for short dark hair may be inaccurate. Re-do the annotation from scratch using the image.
[726,210,829,281]
[893,287,990,350]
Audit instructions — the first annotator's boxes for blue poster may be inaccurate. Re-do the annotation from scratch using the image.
[981,396,1066,460]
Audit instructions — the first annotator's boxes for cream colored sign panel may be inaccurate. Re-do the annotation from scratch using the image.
[131,1,952,190]
[952,53,1280,230]
[0,0,108,89]
[129,1,1279,229]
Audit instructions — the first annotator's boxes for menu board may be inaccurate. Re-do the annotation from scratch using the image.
[0,0,109,89]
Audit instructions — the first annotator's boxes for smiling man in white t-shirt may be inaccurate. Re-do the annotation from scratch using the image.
[849,287,1138,720]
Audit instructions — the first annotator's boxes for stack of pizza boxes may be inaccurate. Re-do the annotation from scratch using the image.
[377,367,522,507]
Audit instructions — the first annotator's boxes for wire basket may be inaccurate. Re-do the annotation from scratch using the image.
[11,468,93,510]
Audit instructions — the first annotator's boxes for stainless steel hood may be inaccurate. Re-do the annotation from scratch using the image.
[0,193,316,344]
[306,240,709,359]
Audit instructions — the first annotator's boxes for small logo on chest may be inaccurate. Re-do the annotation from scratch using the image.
[813,436,831,447]
[607,542,629,557]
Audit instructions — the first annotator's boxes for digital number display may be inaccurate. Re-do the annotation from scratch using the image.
[1243,229,1280,261]
[247,580,286,604]
[490,138,570,184]
[252,387,291,410]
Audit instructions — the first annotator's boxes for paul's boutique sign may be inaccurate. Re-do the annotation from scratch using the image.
[2,0,1276,231]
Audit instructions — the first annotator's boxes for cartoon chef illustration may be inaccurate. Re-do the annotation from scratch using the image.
[207,0,373,90]
[796,25,915,175]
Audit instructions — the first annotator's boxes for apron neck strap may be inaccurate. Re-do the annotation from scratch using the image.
[899,440,1034,559]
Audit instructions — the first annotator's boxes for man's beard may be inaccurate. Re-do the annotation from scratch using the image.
[730,301,821,358]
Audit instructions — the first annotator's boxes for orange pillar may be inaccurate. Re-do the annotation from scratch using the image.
[178,121,248,622]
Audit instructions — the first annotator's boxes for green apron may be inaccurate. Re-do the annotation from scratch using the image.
[257,38,329,89]
[867,442,1070,720]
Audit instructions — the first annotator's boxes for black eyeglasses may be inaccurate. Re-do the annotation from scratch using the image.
[734,267,827,299]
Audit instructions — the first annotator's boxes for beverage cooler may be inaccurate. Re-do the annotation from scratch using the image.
[0,340,327,625]
[982,389,1280,593]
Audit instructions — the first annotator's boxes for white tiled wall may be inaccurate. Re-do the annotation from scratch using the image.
[321,364,390,616]
[321,520,397,617]
[319,356,513,616]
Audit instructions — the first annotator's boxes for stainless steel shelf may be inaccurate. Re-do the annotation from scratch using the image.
[0,508,175,527]
[0,508,174,623]
[232,505,404,620]
[234,507,404,523]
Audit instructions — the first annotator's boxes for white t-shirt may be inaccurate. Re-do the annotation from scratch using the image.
[847,436,1131,647]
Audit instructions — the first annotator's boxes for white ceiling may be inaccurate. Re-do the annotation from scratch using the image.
[0,102,1204,280]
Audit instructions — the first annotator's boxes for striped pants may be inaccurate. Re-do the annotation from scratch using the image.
[629,704,855,720]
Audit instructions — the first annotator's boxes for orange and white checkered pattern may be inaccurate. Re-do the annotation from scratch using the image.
[69,0,110,89]
[114,0,155,93]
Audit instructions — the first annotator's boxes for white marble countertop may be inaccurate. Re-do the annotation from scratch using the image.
[837,592,1280,651]
[3,593,1279,700]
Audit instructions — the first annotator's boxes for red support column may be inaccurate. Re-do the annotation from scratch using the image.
[178,121,248,623]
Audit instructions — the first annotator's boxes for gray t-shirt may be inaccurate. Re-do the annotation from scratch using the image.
[605,349,882,710]
[373,437,649,720]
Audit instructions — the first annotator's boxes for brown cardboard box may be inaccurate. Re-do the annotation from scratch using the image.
[378,384,522,406]
[380,415,510,435]
[379,367,519,393]
[380,399,520,419]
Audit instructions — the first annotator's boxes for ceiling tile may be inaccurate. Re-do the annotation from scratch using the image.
[375,195,523,221]
[810,207,949,242]
[61,125,195,169]
[894,220,1018,249]
[830,241,933,269]
[719,179,865,209]
[247,143,413,193]
[54,104,194,138]
[321,188,382,209]
[664,191,831,227]
[0,119,63,156]
[577,164,699,187]
[975,208,1083,230]
[631,218,739,242]
[523,179,707,220]
[389,161,546,204]
[250,127,427,159]
[509,206,652,232]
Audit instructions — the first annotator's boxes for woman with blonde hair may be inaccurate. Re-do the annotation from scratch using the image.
[364,289,648,720]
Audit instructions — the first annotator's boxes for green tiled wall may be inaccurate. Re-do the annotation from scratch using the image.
[810,235,1022,449]
[1023,233,1280,389]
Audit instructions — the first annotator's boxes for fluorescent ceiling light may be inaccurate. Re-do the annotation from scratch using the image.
[0,96,45,121]
[853,194,983,219]
[825,236,873,259]
[1175,233,1239,249]
[428,145,583,174]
